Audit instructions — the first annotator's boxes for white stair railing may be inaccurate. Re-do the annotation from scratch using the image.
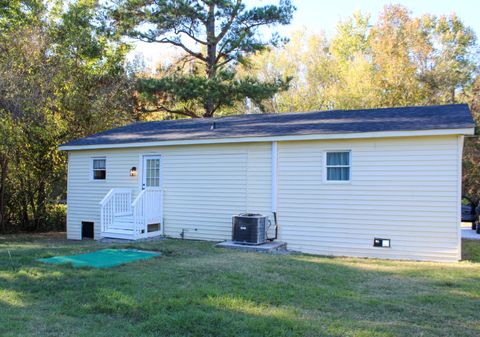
[132,189,145,237]
[132,188,163,237]
[99,188,132,233]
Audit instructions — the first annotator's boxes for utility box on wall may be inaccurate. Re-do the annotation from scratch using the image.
[374,238,391,248]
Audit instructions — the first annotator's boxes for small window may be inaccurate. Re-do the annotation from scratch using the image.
[92,158,106,180]
[326,151,351,181]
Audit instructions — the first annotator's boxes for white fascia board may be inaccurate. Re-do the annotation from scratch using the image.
[58,128,475,151]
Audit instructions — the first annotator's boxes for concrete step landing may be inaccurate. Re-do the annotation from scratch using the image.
[216,240,288,253]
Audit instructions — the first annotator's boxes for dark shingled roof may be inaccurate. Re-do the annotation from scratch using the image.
[61,104,474,147]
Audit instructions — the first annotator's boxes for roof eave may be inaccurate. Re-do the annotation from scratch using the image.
[58,127,475,151]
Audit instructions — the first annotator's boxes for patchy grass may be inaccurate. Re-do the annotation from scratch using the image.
[462,239,480,262]
[1,233,480,337]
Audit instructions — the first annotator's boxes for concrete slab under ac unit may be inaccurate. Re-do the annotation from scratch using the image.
[215,240,288,253]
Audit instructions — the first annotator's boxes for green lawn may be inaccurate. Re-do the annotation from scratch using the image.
[1,233,480,337]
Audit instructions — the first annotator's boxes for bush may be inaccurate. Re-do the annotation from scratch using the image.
[44,204,67,232]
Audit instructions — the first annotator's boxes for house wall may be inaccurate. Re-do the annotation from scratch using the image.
[66,143,272,241]
[66,135,462,262]
[276,135,462,262]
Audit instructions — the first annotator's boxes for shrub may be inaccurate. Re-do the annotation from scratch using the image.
[44,203,67,232]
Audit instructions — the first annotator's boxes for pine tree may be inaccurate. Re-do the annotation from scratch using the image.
[111,0,295,118]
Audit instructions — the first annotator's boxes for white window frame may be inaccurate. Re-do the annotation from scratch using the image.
[324,150,352,183]
[91,157,107,181]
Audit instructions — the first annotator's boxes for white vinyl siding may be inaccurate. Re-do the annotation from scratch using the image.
[162,152,248,240]
[66,143,272,240]
[66,135,462,262]
[67,152,139,239]
[277,135,461,262]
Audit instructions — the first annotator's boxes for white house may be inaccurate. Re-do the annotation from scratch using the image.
[59,104,474,262]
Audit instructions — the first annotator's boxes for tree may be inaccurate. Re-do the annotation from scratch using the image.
[238,29,334,113]
[369,5,476,107]
[244,5,477,113]
[0,112,21,232]
[461,77,480,201]
[422,14,476,103]
[110,0,295,118]
[52,0,136,137]
[327,12,378,109]
[0,0,136,233]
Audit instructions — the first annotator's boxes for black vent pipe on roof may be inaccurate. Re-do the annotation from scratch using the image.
[210,122,216,130]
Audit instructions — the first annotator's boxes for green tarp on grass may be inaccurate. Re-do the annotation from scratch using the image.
[38,249,160,268]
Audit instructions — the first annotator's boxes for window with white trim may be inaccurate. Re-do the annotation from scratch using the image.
[326,151,351,181]
[92,158,106,180]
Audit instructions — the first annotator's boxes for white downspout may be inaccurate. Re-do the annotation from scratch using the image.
[270,141,279,241]
[271,141,278,213]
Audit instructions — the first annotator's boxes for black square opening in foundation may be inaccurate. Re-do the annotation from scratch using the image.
[82,221,94,239]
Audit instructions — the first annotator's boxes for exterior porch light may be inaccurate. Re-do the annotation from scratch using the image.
[130,167,137,177]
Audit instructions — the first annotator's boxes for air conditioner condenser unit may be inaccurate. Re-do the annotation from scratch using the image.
[232,213,267,245]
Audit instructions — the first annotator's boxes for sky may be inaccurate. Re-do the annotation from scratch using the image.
[130,0,480,67]
[272,0,480,36]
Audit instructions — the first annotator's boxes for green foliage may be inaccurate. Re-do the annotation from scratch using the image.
[139,70,289,116]
[245,4,477,112]
[461,77,480,200]
[44,204,67,232]
[330,11,370,62]
[0,0,136,233]
[110,0,295,117]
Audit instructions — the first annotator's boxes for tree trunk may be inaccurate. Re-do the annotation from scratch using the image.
[15,153,30,230]
[34,180,47,230]
[204,3,217,118]
[0,155,8,233]
[20,188,30,230]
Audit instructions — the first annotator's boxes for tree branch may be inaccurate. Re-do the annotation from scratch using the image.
[139,104,200,118]
[138,34,206,61]
[175,24,208,45]
[217,22,271,62]
[172,54,198,72]
[215,0,242,44]
[216,56,235,68]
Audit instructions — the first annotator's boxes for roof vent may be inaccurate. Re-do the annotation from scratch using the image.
[210,122,216,130]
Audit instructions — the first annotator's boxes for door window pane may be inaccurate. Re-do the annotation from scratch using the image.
[145,158,160,187]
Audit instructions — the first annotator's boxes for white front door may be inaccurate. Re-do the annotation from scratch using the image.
[142,155,161,190]
[141,155,163,235]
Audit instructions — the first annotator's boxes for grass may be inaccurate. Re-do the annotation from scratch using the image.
[462,239,480,262]
[1,233,480,337]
